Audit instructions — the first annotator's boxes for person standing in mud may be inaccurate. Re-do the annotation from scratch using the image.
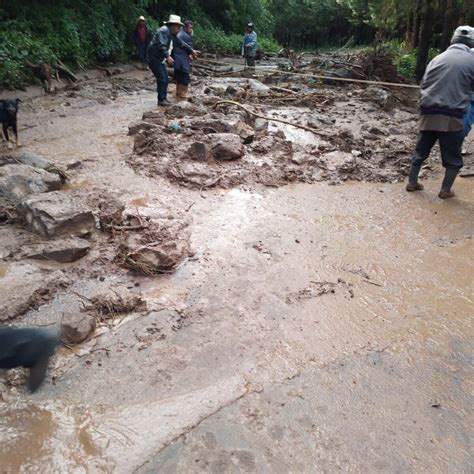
[148,15,198,107]
[133,16,151,70]
[173,20,199,101]
[242,23,257,68]
[406,26,474,199]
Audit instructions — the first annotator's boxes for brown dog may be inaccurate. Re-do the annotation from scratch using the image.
[25,59,53,93]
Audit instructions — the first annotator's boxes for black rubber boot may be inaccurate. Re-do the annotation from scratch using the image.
[406,164,424,192]
[439,168,459,199]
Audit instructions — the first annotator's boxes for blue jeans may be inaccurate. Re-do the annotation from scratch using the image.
[149,60,168,102]
[464,102,474,137]
[137,44,147,64]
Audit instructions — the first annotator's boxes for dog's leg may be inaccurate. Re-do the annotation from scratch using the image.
[12,121,21,147]
[2,123,10,146]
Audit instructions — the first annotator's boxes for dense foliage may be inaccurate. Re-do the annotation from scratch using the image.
[0,0,472,88]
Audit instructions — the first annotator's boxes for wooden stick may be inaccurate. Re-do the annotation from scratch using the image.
[213,100,332,138]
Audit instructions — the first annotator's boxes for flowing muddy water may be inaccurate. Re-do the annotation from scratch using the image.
[0,66,473,472]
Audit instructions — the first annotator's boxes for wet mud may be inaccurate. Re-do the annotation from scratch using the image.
[0,61,473,472]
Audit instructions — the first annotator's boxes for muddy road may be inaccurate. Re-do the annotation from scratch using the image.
[0,64,473,472]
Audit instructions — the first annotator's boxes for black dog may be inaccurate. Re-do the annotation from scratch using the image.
[0,98,21,147]
[0,327,59,392]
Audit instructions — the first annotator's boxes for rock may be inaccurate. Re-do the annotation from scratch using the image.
[128,121,163,136]
[186,116,255,144]
[165,102,207,119]
[0,262,69,321]
[0,164,62,202]
[363,86,395,111]
[307,114,335,127]
[247,79,271,96]
[208,133,245,161]
[225,85,245,97]
[351,150,363,157]
[18,192,96,239]
[141,111,169,126]
[187,142,209,161]
[291,152,310,165]
[361,123,389,136]
[320,151,356,172]
[273,129,286,140]
[23,237,91,263]
[255,118,269,133]
[60,312,96,344]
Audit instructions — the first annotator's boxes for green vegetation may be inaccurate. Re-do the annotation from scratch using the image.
[0,0,472,88]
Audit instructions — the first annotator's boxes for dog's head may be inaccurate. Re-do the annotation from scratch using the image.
[2,99,20,116]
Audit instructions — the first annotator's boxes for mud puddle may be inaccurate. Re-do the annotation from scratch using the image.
[0,63,473,471]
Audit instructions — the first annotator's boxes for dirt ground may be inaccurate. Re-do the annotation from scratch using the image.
[0,61,473,473]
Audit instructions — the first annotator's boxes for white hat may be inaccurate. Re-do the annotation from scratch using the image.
[165,14,183,26]
[138,16,146,21]
[451,25,474,47]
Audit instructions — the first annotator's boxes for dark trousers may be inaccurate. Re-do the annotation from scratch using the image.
[245,54,256,67]
[412,130,464,169]
[137,44,147,64]
[149,60,168,102]
[174,69,190,86]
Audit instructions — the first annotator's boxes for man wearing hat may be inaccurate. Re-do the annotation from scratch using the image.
[406,25,474,199]
[242,23,257,68]
[148,15,198,106]
[133,16,151,70]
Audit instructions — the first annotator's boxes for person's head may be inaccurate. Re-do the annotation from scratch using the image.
[184,20,193,35]
[166,14,183,34]
[450,25,474,48]
[247,23,254,33]
[138,16,146,25]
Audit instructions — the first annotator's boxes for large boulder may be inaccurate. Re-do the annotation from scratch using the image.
[61,312,96,344]
[18,192,96,239]
[0,164,62,202]
[208,133,245,161]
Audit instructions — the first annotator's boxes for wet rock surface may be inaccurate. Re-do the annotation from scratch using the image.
[60,312,96,344]
[18,192,96,239]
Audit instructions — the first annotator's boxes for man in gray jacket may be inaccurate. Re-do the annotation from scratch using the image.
[148,15,198,106]
[406,26,474,198]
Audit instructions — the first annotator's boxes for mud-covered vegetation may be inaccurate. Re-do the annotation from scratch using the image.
[0,0,473,88]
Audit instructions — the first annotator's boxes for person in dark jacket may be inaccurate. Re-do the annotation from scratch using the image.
[173,20,198,100]
[406,26,474,199]
[148,15,198,106]
[133,16,151,70]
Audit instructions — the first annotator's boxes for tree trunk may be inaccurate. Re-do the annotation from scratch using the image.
[413,0,422,48]
[405,11,414,47]
[415,0,435,81]
[459,0,471,23]
[440,0,458,51]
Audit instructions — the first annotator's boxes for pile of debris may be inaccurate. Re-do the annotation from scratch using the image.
[99,200,192,275]
[127,84,422,190]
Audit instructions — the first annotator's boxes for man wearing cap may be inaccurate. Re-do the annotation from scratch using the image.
[173,20,198,100]
[148,15,198,106]
[242,23,258,68]
[406,25,474,199]
[133,16,151,70]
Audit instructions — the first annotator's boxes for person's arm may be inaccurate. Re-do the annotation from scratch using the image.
[174,33,193,54]
[157,27,171,58]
